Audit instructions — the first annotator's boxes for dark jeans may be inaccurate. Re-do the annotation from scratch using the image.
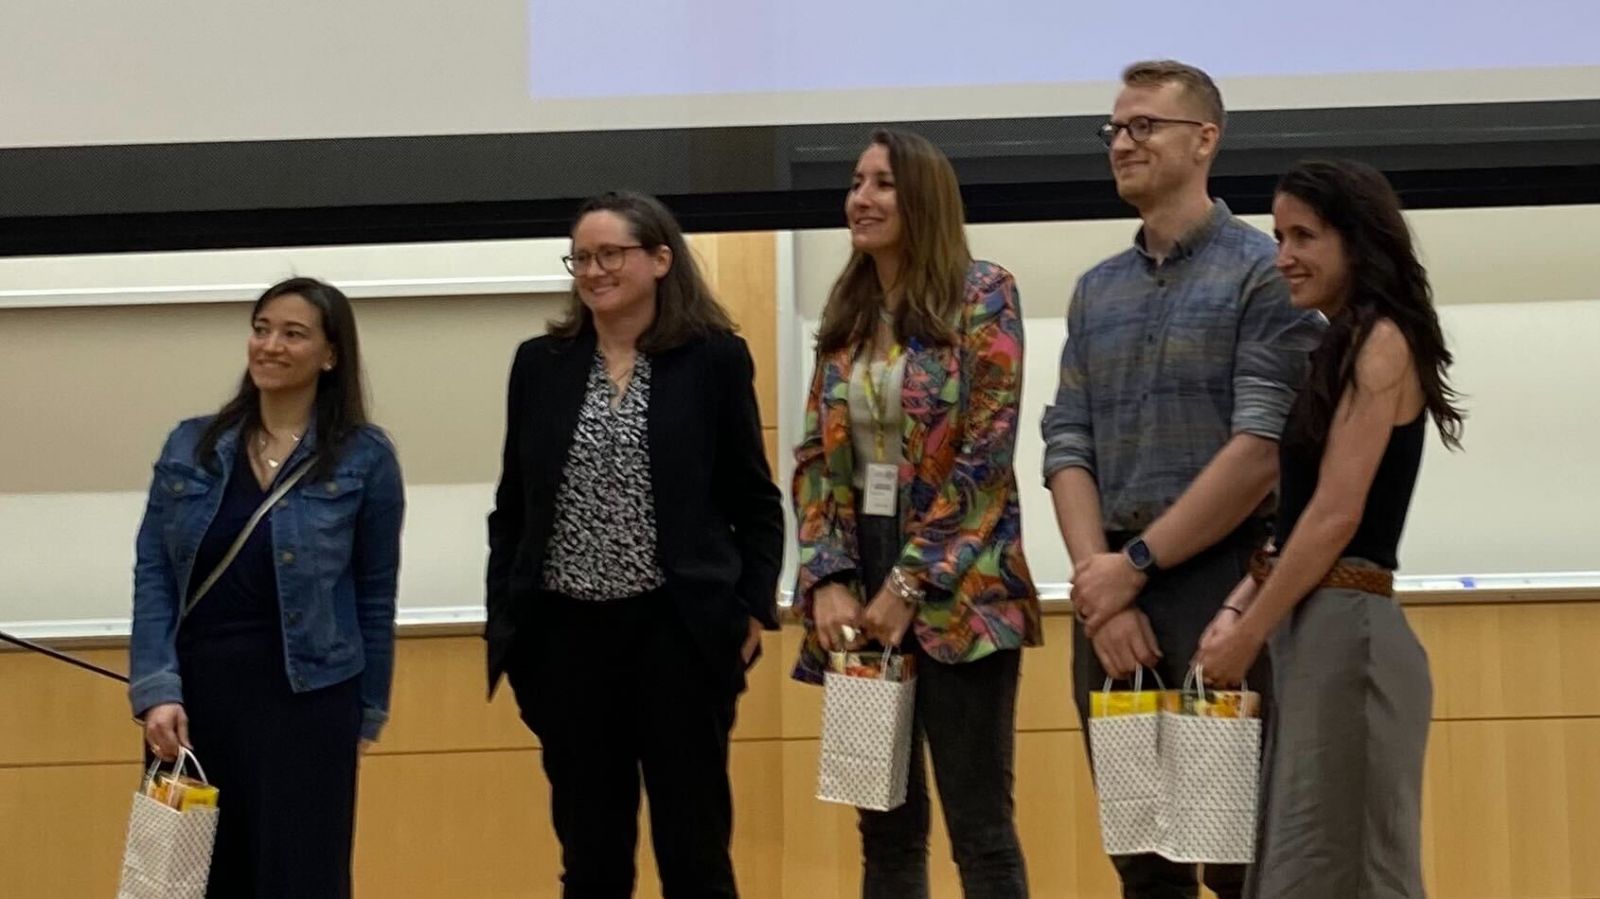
[856,509,1028,899]
[858,645,1028,899]
[508,590,740,899]
[1073,524,1269,899]
[177,625,361,899]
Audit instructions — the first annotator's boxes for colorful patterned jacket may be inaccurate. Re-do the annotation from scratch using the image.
[791,260,1042,684]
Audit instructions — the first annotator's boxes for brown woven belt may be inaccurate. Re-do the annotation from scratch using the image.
[1248,550,1395,598]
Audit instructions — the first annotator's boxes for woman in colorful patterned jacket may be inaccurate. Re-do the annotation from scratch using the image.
[792,127,1042,899]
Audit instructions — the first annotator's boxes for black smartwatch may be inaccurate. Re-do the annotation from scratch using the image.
[1123,535,1160,574]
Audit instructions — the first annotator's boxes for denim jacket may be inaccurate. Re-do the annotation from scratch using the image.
[128,416,405,742]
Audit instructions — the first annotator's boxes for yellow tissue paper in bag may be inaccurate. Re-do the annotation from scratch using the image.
[1089,689,1166,718]
[148,773,220,811]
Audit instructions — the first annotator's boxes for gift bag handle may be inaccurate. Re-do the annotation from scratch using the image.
[1183,665,1248,702]
[143,745,212,791]
[1100,666,1167,697]
[878,644,899,682]
[837,624,902,682]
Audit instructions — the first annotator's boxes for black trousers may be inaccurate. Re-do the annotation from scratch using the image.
[177,626,362,899]
[855,510,1029,899]
[1072,524,1269,899]
[508,590,741,899]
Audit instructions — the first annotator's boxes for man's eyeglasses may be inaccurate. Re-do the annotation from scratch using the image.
[1098,115,1207,147]
[562,244,647,275]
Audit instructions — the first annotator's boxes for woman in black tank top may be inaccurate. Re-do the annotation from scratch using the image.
[1193,160,1465,898]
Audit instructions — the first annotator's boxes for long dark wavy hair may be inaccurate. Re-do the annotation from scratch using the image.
[815,128,973,354]
[196,277,370,481]
[546,190,735,353]
[1277,159,1464,450]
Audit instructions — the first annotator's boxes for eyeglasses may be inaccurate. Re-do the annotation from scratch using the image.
[1098,115,1207,147]
[562,244,646,275]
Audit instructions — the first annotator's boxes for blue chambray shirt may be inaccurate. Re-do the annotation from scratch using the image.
[1041,200,1326,531]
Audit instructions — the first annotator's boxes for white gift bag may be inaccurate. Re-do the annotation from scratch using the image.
[1087,669,1166,855]
[1155,668,1262,865]
[815,647,917,812]
[117,748,219,899]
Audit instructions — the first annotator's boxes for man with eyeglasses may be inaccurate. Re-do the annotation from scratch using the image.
[1041,60,1323,899]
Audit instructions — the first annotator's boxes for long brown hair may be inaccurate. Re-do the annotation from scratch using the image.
[814,129,973,354]
[1276,160,1464,450]
[547,190,735,353]
[196,277,370,482]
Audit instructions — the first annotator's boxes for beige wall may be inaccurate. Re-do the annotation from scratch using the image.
[0,293,559,495]
[0,234,777,625]
[0,292,564,624]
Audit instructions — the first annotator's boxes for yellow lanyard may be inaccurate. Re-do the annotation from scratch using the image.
[858,342,903,463]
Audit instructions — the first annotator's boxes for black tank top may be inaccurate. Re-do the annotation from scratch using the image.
[1275,411,1426,571]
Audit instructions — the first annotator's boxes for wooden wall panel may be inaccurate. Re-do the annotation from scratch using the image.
[5,613,1600,898]
[353,741,788,899]
[378,636,533,754]
[689,231,777,425]
[764,427,780,487]
[778,739,863,899]
[1423,719,1600,899]
[0,762,140,898]
[1016,615,1079,733]
[1406,602,1600,720]
[0,645,133,766]
[354,749,549,898]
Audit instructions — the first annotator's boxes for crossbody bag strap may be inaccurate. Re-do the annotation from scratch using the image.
[182,457,317,620]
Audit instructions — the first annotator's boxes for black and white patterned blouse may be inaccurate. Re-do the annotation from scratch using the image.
[541,351,667,600]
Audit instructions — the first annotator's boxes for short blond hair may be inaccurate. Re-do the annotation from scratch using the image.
[1122,60,1226,133]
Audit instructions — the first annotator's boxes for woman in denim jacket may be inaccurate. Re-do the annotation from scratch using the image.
[128,277,404,898]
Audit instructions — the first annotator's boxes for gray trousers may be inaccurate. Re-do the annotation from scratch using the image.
[1248,579,1432,899]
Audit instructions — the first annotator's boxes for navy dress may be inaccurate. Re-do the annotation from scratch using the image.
[175,448,362,899]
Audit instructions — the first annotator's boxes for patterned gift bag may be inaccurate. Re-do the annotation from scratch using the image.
[1087,668,1167,855]
[1155,668,1262,864]
[117,748,219,899]
[816,648,917,811]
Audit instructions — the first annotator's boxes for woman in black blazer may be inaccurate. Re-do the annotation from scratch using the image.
[486,190,784,898]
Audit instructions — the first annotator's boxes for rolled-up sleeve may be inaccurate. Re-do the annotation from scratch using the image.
[1231,265,1326,440]
[1041,280,1096,482]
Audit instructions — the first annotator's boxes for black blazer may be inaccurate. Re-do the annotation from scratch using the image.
[485,328,784,695]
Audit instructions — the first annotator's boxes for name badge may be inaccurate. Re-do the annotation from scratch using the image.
[863,462,898,517]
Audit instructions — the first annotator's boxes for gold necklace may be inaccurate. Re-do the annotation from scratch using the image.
[256,430,302,469]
